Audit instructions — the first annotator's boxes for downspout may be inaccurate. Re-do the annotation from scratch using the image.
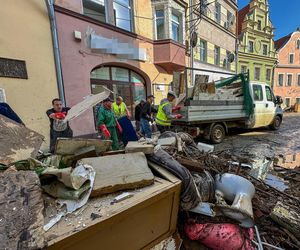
[45,0,66,105]
[189,0,194,85]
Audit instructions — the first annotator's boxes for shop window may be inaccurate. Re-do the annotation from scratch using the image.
[113,0,133,32]
[111,67,129,81]
[254,67,260,81]
[214,46,220,66]
[200,40,207,63]
[266,69,271,81]
[91,67,110,80]
[278,74,284,86]
[155,9,165,40]
[83,0,106,23]
[253,84,263,101]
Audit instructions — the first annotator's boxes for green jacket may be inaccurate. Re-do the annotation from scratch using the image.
[97,105,116,128]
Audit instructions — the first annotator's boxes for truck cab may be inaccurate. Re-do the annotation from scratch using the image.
[249,81,283,129]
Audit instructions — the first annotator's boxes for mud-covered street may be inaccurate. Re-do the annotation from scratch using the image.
[214,113,300,165]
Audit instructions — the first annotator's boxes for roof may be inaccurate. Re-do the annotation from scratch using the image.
[238,4,250,35]
[274,34,292,50]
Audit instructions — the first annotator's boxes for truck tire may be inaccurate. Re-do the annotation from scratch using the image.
[269,115,282,130]
[210,124,225,144]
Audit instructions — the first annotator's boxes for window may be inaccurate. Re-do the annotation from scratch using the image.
[287,74,293,86]
[289,54,294,64]
[91,67,110,80]
[155,9,164,39]
[266,69,271,81]
[297,39,300,49]
[171,12,180,42]
[257,20,262,30]
[83,0,106,23]
[296,97,300,104]
[214,46,220,66]
[241,66,247,73]
[278,74,284,86]
[265,86,274,102]
[226,11,233,29]
[297,74,300,86]
[263,44,268,55]
[215,3,221,23]
[113,0,133,32]
[285,97,291,107]
[253,84,263,101]
[225,51,231,69]
[254,67,260,80]
[200,40,207,63]
[111,67,129,81]
[248,41,254,53]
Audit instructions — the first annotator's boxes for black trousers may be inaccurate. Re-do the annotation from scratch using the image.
[50,127,73,153]
[157,125,172,134]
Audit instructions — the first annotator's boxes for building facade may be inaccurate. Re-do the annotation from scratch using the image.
[54,0,188,137]
[193,0,238,81]
[0,0,59,149]
[273,29,300,108]
[237,0,276,85]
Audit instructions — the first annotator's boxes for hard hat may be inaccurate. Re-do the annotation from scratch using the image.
[168,91,177,98]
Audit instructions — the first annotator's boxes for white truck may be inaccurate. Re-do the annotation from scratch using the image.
[173,72,283,144]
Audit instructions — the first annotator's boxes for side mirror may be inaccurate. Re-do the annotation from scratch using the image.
[275,95,283,105]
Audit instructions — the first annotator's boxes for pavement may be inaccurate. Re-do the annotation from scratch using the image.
[214,113,300,165]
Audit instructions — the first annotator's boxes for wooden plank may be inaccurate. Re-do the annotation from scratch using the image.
[0,170,45,249]
[55,138,112,155]
[0,115,44,165]
[125,141,154,155]
[81,152,155,197]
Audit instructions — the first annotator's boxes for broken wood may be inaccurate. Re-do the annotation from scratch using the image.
[0,115,44,165]
[81,152,154,197]
[0,170,45,249]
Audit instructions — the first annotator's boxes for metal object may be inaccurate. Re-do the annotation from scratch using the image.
[254,226,264,250]
[189,202,215,217]
[215,173,255,228]
[45,0,65,105]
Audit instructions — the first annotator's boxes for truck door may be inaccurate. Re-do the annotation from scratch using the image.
[264,85,277,125]
[252,84,266,128]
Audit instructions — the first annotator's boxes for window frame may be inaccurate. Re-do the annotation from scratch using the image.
[289,53,294,64]
[113,0,134,32]
[214,46,220,66]
[296,39,300,49]
[286,73,293,86]
[257,20,262,30]
[171,11,181,42]
[265,86,274,102]
[252,84,264,102]
[262,44,268,56]
[241,65,247,73]
[254,67,261,81]
[82,0,107,23]
[215,2,221,24]
[285,97,291,107]
[278,73,284,86]
[266,68,271,81]
[200,39,207,63]
[155,8,165,40]
[296,97,300,104]
[297,74,300,86]
[248,41,254,53]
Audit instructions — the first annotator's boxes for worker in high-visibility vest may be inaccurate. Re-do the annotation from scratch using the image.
[112,96,130,119]
[155,91,182,133]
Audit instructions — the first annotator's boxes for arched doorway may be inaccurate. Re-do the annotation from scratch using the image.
[90,66,146,119]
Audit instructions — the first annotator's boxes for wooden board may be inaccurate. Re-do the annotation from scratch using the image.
[0,115,44,165]
[55,138,112,155]
[81,152,154,197]
[0,170,45,249]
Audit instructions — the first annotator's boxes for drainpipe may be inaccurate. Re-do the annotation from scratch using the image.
[45,0,66,105]
[189,0,194,85]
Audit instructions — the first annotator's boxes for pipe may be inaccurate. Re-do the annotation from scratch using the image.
[45,0,66,105]
[189,0,194,86]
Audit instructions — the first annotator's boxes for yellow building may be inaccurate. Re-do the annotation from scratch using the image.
[0,0,59,149]
[192,0,238,81]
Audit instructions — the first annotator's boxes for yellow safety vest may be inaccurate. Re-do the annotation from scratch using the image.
[155,102,171,126]
[113,102,126,118]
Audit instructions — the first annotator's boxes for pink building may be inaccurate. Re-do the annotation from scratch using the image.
[274,28,300,108]
[54,0,187,136]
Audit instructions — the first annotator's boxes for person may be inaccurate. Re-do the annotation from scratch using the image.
[155,91,182,133]
[97,98,122,151]
[46,98,73,153]
[112,96,130,119]
[134,99,145,132]
[140,95,155,138]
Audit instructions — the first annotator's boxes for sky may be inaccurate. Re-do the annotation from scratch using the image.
[238,0,300,40]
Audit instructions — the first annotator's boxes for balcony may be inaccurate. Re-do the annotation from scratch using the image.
[153,39,186,73]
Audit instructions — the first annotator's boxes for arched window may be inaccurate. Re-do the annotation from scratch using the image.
[90,66,146,120]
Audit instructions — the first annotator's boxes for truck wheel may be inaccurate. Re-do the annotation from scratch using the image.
[269,116,282,130]
[210,124,225,144]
